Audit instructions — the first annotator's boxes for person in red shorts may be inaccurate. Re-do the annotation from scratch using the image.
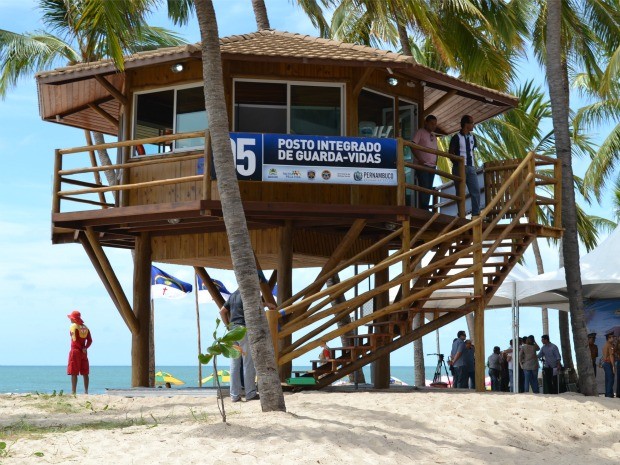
[67,310,92,395]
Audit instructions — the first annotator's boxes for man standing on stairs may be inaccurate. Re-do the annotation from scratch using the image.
[449,115,480,216]
[449,330,468,388]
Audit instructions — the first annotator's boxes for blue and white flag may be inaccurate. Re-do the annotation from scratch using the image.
[151,266,193,300]
[197,275,232,303]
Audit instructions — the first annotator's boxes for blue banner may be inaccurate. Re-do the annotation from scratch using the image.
[198,133,397,186]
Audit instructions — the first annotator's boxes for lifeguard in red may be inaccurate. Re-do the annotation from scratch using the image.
[67,310,92,394]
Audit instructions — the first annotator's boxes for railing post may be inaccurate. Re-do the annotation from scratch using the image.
[528,153,537,223]
[266,308,280,365]
[472,220,485,392]
[203,130,212,200]
[396,138,405,206]
[52,149,62,215]
[458,159,467,217]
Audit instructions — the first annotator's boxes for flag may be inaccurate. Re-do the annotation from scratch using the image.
[197,275,232,303]
[151,266,193,299]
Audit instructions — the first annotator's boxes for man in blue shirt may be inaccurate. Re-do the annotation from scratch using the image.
[538,334,562,394]
[449,330,468,388]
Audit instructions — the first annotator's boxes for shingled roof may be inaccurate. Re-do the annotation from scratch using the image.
[36,30,517,135]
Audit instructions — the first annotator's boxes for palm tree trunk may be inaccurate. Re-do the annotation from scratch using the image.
[90,131,117,187]
[412,313,425,386]
[557,240,577,383]
[194,0,285,411]
[251,0,270,30]
[326,274,366,383]
[396,22,412,57]
[532,240,549,334]
[546,2,596,395]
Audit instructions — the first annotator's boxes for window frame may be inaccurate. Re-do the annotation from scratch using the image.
[131,80,206,157]
[232,78,346,136]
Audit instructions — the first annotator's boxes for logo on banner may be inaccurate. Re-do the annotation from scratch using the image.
[321,170,331,180]
[307,170,316,180]
[354,171,363,181]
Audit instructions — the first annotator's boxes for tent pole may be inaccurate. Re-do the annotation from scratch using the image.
[512,281,520,393]
[195,274,202,387]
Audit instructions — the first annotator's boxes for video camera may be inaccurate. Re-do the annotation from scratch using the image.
[428,353,444,361]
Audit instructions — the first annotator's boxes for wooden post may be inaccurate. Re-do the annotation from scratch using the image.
[528,153,537,224]
[397,138,405,206]
[132,232,152,387]
[472,222,485,392]
[52,149,62,215]
[203,131,212,200]
[266,309,279,365]
[278,220,293,381]
[373,247,391,389]
[458,159,467,218]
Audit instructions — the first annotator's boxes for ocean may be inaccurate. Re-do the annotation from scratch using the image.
[0,366,441,395]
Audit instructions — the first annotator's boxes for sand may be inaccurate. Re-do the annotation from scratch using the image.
[0,389,619,464]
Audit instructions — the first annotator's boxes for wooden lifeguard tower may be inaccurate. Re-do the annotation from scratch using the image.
[36,30,562,390]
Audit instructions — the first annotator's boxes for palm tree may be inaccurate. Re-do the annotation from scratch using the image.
[0,0,185,186]
[328,0,529,91]
[544,0,597,396]
[193,0,285,412]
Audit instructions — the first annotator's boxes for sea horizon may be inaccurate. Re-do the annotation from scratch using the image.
[0,365,439,395]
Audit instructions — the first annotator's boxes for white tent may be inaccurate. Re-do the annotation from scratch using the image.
[508,225,620,310]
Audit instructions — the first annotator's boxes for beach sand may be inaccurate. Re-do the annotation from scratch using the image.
[1,389,619,464]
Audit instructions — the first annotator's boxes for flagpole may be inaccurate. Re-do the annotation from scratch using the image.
[195,274,203,387]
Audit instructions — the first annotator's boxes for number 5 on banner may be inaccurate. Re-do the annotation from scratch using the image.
[231,138,256,176]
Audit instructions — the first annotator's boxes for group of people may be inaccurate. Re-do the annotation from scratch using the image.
[448,330,596,395]
[411,114,480,216]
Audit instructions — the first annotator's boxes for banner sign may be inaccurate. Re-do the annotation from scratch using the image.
[198,133,397,186]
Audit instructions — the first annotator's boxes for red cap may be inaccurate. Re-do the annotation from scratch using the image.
[67,310,84,325]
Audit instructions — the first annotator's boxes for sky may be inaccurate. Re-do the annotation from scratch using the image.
[0,0,616,373]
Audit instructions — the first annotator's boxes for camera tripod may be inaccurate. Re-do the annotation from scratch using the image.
[428,353,452,387]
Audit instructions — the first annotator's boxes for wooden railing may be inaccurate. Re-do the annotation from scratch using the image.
[52,130,212,214]
[270,150,560,373]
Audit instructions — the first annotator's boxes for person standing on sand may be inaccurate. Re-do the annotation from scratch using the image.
[67,310,92,395]
[601,331,616,398]
[449,330,467,388]
[538,334,561,394]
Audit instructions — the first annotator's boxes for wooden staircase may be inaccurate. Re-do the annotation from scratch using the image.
[271,152,561,388]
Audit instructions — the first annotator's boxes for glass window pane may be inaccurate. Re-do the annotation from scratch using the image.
[234,81,287,133]
[134,90,174,155]
[398,100,417,140]
[357,90,394,138]
[290,85,341,136]
[176,86,208,150]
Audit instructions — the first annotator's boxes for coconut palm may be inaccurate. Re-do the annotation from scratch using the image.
[327,0,528,91]
[194,0,285,412]
[542,0,611,396]
[0,0,186,187]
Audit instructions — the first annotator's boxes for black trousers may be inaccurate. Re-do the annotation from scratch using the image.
[542,366,558,394]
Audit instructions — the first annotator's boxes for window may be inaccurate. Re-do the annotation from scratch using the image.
[132,84,207,156]
[234,80,343,136]
[357,89,394,138]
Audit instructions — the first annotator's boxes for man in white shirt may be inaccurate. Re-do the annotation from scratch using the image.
[449,115,481,216]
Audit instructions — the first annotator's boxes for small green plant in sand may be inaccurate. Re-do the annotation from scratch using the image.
[198,318,246,423]
[0,441,9,458]
[189,407,209,422]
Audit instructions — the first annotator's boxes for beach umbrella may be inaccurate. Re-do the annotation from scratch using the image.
[202,369,231,385]
[155,371,185,386]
